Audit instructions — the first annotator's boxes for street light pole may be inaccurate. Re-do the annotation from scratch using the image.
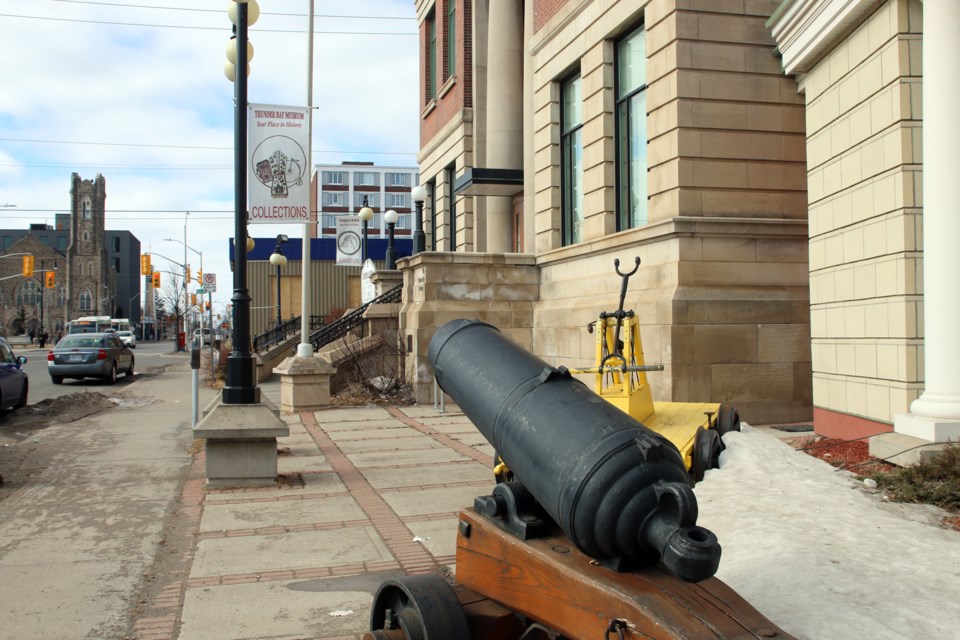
[411,184,427,254]
[384,209,398,270]
[223,0,259,404]
[358,196,373,264]
[269,235,288,330]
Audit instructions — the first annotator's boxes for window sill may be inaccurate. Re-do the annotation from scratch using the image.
[438,75,457,99]
[421,99,437,119]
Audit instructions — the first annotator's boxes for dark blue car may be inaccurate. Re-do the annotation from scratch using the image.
[0,338,28,411]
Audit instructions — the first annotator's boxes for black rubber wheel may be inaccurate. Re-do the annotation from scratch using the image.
[14,381,28,409]
[717,403,741,436]
[690,428,722,483]
[107,363,117,385]
[369,574,470,640]
[126,357,135,377]
[51,376,63,385]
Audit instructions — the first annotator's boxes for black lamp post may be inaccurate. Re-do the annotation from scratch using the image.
[358,195,373,264]
[384,209,398,270]
[269,234,288,329]
[223,0,261,405]
[411,185,426,254]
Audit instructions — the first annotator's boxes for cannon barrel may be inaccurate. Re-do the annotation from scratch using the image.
[429,319,721,582]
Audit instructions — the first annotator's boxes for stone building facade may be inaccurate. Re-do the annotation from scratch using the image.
[0,234,65,338]
[404,0,812,425]
[769,0,959,448]
[66,173,113,320]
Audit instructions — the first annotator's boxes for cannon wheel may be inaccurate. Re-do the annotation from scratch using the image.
[368,574,470,640]
[717,403,741,437]
[691,428,722,483]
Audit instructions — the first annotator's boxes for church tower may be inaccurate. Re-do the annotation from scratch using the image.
[65,173,110,320]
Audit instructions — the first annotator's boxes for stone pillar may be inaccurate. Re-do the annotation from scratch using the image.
[895,0,960,442]
[485,0,523,252]
[274,355,336,413]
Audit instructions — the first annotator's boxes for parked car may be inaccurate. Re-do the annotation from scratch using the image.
[47,332,134,385]
[193,327,212,346]
[0,337,28,411]
[117,330,137,348]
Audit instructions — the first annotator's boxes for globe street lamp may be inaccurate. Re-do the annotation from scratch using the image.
[384,209,399,270]
[358,196,373,264]
[411,184,427,254]
[269,234,288,329]
[223,0,260,404]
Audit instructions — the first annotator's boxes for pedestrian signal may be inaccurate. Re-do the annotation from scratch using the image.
[140,254,151,276]
[152,272,161,288]
[22,255,34,277]
[205,301,211,311]
[45,271,55,288]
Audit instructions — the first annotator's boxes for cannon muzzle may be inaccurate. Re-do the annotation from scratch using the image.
[429,319,721,582]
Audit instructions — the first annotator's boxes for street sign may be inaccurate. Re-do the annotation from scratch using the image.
[202,272,217,292]
[196,287,205,295]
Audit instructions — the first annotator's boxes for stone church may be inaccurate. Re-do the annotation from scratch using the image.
[0,173,123,337]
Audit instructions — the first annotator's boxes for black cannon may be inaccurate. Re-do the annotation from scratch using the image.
[429,319,721,583]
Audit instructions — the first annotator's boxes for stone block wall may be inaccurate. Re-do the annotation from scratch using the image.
[798,0,922,436]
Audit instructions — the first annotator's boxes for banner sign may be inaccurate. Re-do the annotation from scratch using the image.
[336,215,362,266]
[247,103,310,224]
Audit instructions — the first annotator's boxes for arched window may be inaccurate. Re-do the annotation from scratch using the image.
[79,288,93,311]
[57,286,66,307]
[16,279,40,306]
[82,197,92,219]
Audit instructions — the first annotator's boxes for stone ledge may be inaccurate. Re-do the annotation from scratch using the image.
[194,402,289,440]
[869,432,949,467]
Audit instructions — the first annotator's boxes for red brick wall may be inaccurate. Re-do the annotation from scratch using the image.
[420,0,472,147]
[534,0,569,32]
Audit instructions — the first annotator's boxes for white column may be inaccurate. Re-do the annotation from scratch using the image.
[895,0,960,441]
[485,0,523,253]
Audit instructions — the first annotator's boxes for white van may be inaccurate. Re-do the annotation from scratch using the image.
[193,327,212,346]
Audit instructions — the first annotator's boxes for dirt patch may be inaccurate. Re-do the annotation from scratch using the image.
[0,391,116,441]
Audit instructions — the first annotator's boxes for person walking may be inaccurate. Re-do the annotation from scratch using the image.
[28,328,35,345]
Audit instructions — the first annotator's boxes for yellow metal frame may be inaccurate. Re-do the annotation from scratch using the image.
[570,314,719,471]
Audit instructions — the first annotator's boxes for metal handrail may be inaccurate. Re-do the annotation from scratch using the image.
[309,284,402,351]
[253,315,302,352]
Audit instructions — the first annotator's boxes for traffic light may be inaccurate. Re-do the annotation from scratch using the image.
[22,254,34,277]
[152,272,161,288]
[186,265,191,282]
[140,254,151,276]
[197,269,203,284]
[191,293,197,307]
[205,301,211,311]
[45,271,55,288]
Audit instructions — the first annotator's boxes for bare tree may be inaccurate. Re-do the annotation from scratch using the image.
[157,273,184,343]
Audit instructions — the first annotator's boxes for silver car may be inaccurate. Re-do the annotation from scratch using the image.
[48,332,135,385]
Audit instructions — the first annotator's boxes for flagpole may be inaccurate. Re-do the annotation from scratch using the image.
[297,0,315,358]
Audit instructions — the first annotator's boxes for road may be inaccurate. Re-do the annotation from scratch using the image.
[0,352,219,639]
[16,339,180,404]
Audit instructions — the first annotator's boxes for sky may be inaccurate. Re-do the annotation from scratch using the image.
[0,0,420,318]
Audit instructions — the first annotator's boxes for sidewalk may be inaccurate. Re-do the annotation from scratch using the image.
[144,381,960,640]
[161,381,493,640]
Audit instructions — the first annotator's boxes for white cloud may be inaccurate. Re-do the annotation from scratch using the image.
[0,0,419,314]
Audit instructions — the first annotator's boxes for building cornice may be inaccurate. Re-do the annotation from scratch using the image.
[768,0,883,74]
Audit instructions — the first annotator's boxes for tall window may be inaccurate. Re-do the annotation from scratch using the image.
[322,192,345,206]
[616,24,648,230]
[388,193,409,208]
[79,288,93,311]
[429,180,438,251]
[427,10,437,101]
[354,192,380,208]
[445,165,457,251]
[561,74,583,246]
[17,279,40,306]
[112,236,121,252]
[446,0,456,80]
[82,197,92,219]
[387,172,410,187]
